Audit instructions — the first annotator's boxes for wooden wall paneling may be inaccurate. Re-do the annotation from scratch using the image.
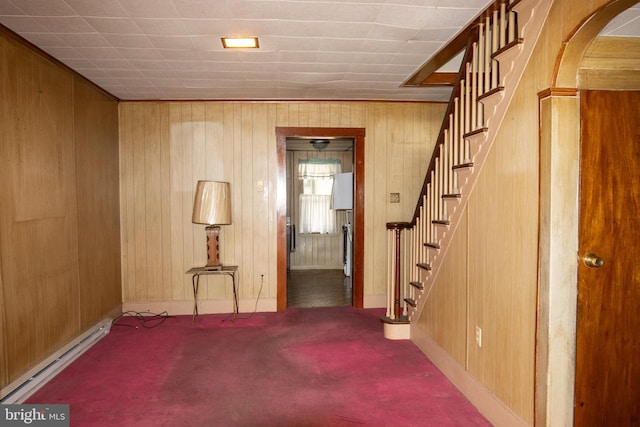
[0,274,5,388]
[194,102,224,299]
[0,36,80,382]
[307,103,321,126]
[202,103,227,300]
[420,205,469,366]
[463,77,539,423]
[119,103,133,303]
[119,102,446,312]
[297,103,309,127]
[371,104,390,295]
[181,104,196,301]
[159,103,173,302]
[0,28,116,389]
[493,134,515,411]
[73,77,121,328]
[499,87,538,420]
[168,103,186,301]
[190,103,206,279]
[0,34,8,389]
[361,104,375,295]
[144,103,163,302]
[286,103,298,127]
[229,103,244,298]
[133,103,149,302]
[387,104,404,223]
[238,103,253,300]
[118,104,132,301]
[251,104,271,295]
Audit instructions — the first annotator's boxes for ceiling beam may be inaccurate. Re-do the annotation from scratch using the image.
[420,72,458,86]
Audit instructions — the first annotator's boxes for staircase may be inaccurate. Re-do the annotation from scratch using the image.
[383,0,552,339]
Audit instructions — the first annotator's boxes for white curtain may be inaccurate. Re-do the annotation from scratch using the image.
[298,159,341,179]
[298,159,341,234]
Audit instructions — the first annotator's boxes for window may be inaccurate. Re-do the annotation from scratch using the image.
[298,158,341,234]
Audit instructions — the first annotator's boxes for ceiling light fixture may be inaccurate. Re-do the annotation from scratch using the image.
[310,139,330,150]
[221,37,259,49]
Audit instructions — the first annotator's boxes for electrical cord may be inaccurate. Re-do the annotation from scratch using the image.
[112,310,174,329]
[113,274,265,326]
[222,273,264,322]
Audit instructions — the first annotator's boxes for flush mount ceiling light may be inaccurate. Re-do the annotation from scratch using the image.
[221,37,259,49]
[310,139,330,150]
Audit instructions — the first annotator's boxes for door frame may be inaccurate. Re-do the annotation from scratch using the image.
[276,127,365,311]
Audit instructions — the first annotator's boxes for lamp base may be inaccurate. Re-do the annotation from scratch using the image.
[204,225,223,270]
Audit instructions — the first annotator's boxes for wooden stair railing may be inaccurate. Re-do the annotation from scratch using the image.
[383,0,552,338]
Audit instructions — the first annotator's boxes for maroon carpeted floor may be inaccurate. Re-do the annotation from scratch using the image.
[27,307,491,426]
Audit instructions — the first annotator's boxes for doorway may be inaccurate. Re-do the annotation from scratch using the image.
[276,127,365,311]
[285,136,354,307]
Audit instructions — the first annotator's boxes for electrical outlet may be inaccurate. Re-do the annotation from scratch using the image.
[475,326,482,347]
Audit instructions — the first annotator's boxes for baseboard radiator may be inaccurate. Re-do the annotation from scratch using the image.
[0,319,112,404]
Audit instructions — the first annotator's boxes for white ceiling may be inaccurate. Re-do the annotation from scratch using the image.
[0,0,638,102]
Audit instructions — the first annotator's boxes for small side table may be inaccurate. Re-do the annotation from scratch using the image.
[186,266,239,324]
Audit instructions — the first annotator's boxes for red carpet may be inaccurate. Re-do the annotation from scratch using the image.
[27,307,491,426]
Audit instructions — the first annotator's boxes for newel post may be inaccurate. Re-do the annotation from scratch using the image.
[386,222,411,319]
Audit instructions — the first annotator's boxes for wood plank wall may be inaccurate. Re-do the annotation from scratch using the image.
[0,30,121,388]
[286,150,353,269]
[119,102,445,311]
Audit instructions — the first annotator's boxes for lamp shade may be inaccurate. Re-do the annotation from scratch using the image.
[192,181,232,225]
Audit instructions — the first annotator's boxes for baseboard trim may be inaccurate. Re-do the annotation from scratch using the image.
[363,294,386,309]
[123,298,277,316]
[411,323,528,427]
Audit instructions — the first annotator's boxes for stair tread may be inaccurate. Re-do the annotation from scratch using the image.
[410,281,424,290]
[478,85,505,102]
[417,262,431,270]
[380,315,410,325]
[493,38,524,60]
[404,298,417,307]
[443,193,461,199]
[432,220,450,226]
[452,162,474,170]
[464,127,488,138]
[424,242,440,249]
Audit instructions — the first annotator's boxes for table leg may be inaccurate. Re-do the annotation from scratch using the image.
[231,272,238,321]
[192,273,200,325]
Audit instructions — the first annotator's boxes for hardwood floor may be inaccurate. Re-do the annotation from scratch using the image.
[287,269,352,307]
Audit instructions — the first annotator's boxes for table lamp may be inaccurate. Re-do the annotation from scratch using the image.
[192,181,232,270]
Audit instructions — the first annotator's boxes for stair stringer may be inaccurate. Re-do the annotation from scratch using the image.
[408,0,554,322]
